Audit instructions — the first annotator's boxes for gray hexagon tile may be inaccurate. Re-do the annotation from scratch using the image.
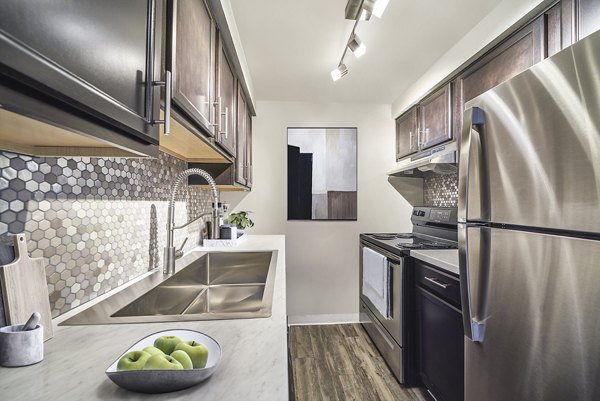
[423,174,458,208]
[0,151,214,317]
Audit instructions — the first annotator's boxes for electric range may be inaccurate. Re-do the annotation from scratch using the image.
[358,207,457,385]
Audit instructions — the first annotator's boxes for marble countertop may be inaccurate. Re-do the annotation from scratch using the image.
[410,249,459,276]
[0,235,288,401]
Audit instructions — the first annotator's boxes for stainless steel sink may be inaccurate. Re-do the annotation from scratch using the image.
[60,250,277,325]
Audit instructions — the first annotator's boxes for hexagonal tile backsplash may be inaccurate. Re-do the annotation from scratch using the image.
[0,151,214,317]
[423,174,458,207]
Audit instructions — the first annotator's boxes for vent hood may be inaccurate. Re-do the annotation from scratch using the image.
[387,141,457,177]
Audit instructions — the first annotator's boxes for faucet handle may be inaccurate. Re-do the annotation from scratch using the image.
[175,237,188,259]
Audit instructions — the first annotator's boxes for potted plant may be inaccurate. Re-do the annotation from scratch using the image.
[228,211,254,236]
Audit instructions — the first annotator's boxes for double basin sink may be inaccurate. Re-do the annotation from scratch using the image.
[61,250,277,325]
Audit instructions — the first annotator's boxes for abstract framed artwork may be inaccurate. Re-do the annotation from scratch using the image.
[287,127,357,221]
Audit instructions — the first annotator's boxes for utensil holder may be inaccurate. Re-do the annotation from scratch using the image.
[0,324,44,367]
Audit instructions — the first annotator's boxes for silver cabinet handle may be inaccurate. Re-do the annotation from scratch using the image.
[221,106,228,139]
[209,97,221,130]
[152,70,172,135]
[409,131,414,152]
[424,276,449,289]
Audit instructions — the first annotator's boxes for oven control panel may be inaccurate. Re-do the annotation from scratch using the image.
[412,207,457,224]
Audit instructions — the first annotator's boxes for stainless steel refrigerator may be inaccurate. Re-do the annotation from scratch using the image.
[458,29,600,401]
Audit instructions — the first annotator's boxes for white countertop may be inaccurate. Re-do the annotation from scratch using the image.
[410,249,459,276]
[0,235,288,401]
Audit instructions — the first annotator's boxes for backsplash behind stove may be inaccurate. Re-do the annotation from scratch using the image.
[423,174,458,207]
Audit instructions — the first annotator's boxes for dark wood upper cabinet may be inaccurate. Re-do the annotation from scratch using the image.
[418,83,452,150]
[395,107,418,161]
[577,0,600,40]
[235,86,248,186]
[0,0,163,146]
[214,34,237,157]
[168,0,216,137]
[454,16,544,138]
[545,4,563,57]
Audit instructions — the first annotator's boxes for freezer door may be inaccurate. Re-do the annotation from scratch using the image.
[462,226,600,401]
[461,29,600,233]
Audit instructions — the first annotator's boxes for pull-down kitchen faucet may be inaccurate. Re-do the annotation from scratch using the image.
[164,168,219,275]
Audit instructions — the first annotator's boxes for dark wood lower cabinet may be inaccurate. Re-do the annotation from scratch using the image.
[416,261,464,401]
[417,288,464,401]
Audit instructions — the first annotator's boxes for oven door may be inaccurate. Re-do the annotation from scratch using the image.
[360,240,404,346]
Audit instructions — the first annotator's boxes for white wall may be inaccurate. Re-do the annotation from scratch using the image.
[222,101,413,324]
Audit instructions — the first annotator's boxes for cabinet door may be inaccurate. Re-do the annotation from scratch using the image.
[546,1,576,56]
[0,0,162,143]
[215,34,236,156]
[235,85,247,186]
[454,16,544,138]
[395,107,418,161]
[577,0,600,40]
[169,0,216,136]
[418,83,452,150]
[245,112,253,188]
[417,287,464,401]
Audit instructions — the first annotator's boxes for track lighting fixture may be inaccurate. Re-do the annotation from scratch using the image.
[331,0,387,81]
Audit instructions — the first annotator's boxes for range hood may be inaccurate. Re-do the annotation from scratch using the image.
[387,141,457,177]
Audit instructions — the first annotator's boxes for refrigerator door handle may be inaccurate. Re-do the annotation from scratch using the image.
[459,223,489,342]
[458,107,486,223]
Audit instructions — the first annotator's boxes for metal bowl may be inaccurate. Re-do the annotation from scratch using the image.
[105,329,221,393]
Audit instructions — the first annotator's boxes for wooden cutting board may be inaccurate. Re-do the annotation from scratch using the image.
[0,234,53,341]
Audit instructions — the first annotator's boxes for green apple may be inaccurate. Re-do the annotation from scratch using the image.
[170,350,193,370]
[142,354,184,370]
[174,341,209,369]
[117,350,151,371]
[142,346,165,356]
[153,335,183,355]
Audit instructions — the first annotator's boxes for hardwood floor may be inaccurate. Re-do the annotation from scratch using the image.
[289,324,429,401]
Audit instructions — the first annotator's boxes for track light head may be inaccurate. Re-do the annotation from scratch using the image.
[348,34,366,58]
[331,64,348,82]
[362,0,390,18]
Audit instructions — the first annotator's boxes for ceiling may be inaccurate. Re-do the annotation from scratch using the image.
[229,0,501,104]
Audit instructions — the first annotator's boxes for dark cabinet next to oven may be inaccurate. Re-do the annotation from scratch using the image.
[395,107,418,161]
[395,84,452,162]
[418,83,452,150]
[415,260,464,401]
